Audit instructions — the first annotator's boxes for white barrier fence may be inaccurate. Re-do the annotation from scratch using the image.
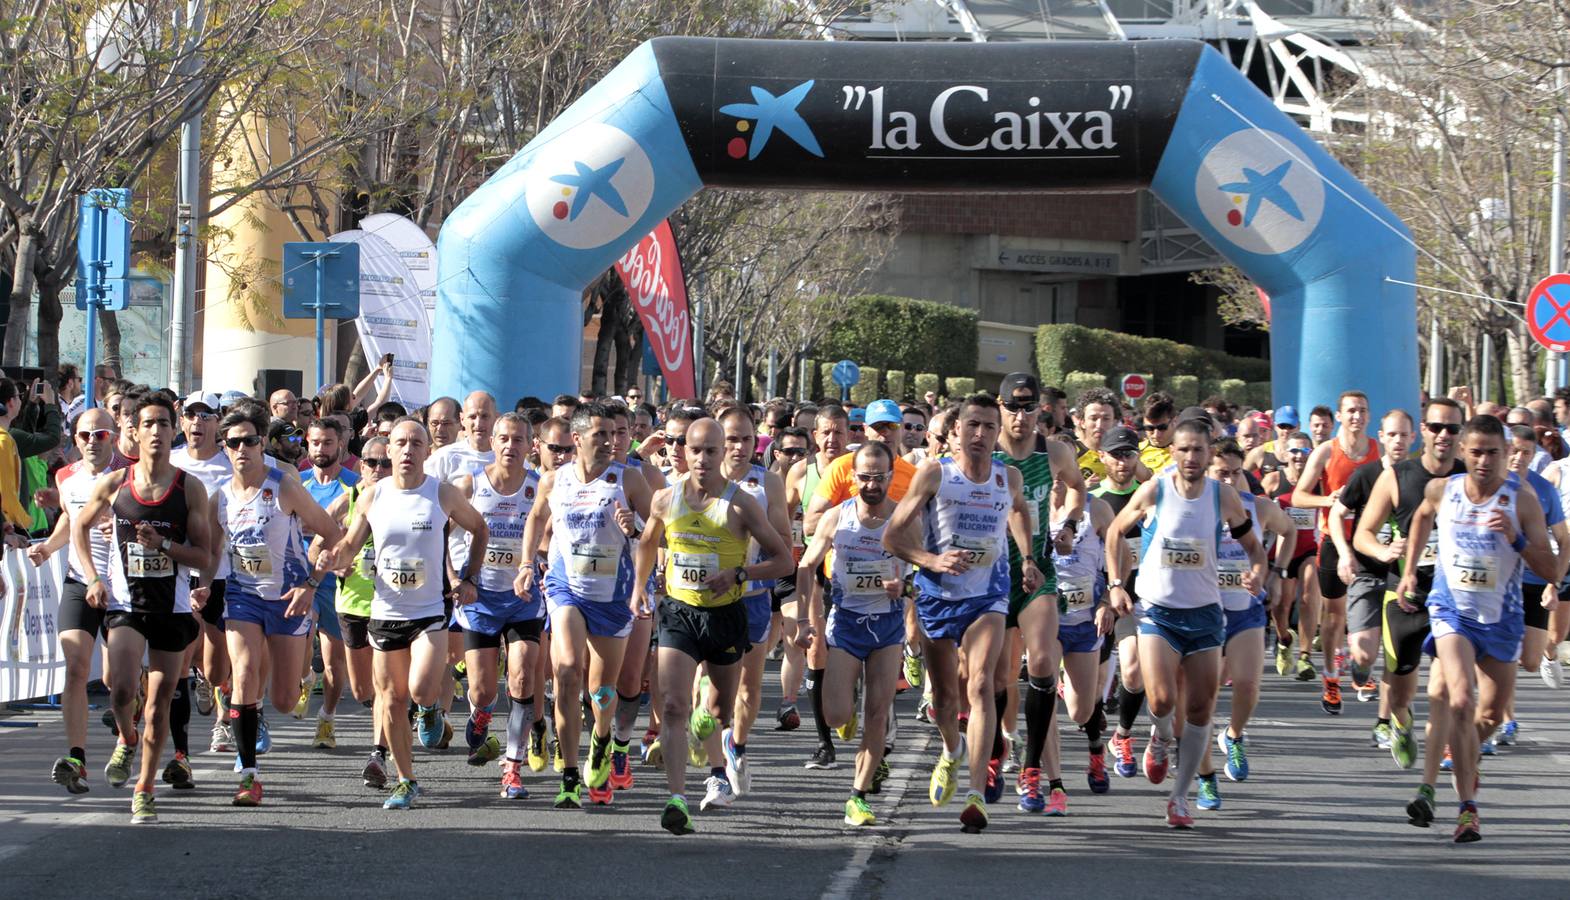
[1,547,70,704]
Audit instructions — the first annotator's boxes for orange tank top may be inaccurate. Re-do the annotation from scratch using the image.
[1320,435,1379,537]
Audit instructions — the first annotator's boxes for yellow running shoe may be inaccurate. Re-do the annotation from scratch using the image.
[844,796,876,826]
[836,708,858,742]
[959,791,989,832]
[930,752,960,806]
[527,728,547,772]
[292,684,310,720]
[312,718,336,750]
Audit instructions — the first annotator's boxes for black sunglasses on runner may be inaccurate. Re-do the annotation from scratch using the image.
[544,442,575,454]
[363,457,393,469]
[1001,400,1039,413]
[904,422,926,432]
[777,447,807,458]
[224,435,262,449]
[1142,421,1170,432]
[1424,421,1461,435]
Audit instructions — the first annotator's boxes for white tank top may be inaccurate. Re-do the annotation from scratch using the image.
[217,468,303,602]
[1429,474,1523,625]
[914,457,1012,601]
[1216,491,1257,612]
[1134,474,1223,610]
[367,475,447,620]
[58,459,123,583]
[829,498,903,615]
[546,461,633,603]
[172,446,235,580]
[732,463,772,596]
[468,468,539,594]
[1050,499,1102,626]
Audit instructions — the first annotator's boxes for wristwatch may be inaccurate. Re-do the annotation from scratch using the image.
[733,566,747,586]
[1108,578,1124,589]
[159,537,173,552]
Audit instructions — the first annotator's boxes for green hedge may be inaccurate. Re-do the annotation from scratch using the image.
[1219,379,1246,404]
[913,372,940,401]
[945,376,976,398]
[1244,381,1273,412]
[1167,375,1199,407]
[814,295,978,380]
[885,370,907,403]
[1036,324,1270,397]
[1064,371,1108,403]
[849,367,882,407]
[819,361,837,402]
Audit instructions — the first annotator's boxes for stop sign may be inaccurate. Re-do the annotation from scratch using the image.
[1121,373,1148,401]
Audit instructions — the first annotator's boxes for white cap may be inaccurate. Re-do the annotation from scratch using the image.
[182,390,221,413]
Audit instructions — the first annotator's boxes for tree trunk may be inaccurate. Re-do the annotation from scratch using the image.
[98,309,123,375]
[614,320,640,395]
[4,225,38,365]
[342,336,367,391]
[35,276,61,369]
[1504,319,1532,406]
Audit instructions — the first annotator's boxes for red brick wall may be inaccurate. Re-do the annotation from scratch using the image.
[897,192,1138,242]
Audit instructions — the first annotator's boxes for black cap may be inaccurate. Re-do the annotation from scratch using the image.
[998,372,1040,401]
[1102,425,1140,452]
[1175,406,1214,428]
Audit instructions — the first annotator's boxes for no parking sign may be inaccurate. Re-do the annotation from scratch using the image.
[1528,274,1570,352]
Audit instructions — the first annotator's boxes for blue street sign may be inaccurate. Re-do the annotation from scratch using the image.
[831,359,860,388]
[75,189,132,313]
[281,241,360,392]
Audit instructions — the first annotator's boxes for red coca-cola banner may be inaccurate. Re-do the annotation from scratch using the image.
[615,220,696,399]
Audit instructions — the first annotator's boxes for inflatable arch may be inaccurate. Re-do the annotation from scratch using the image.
[435,37,1417,419]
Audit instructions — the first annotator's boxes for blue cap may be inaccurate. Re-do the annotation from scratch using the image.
[865,399,902,426]
[1274,405,1300,428]
[848,407,866,425]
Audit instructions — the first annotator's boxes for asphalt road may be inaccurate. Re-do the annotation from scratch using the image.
[3,653,1567,899]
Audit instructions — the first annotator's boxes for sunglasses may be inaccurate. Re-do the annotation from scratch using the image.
[544,442,574,455]
[1142,421,1170,432]
[76,428,113,443]
[224,435,262,449]
[854,472,890,484]
[777,447,808,458]
[1287,447,1312,457]
[671,436,688,448]
[904,423,926,432]
[1424,421,1462,435]
[183,410,217,421]
[1001,400,1039,413]
[1107,448,1138,460]
[363,457,393,469]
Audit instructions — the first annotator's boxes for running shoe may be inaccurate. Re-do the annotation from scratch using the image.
[162,752,194,790]
[1001,732,1019,774]
[775,703,801,731]
[1313,634,1323,653]
[1406,784,1435,827]
[1390,724,1417,769]
[415,705,444,748]
[1103,690,1120,718]
[1541,655,1565,690]
[836,709,858,742]
[527,728,547,772]
[52,756,89,794]
[1371,721,1393,750]
[1293,654,1316,682]
[915,697,934,725]
[661,795,695,835]
[1084,749,1109,793]
[1166,795,1194,828]
[643,735,663,768]
[192,670,214,716]
[1142,731,1170,785]
[587,733,613,789]
[700,774,735,811]
[1110,732,1137,778]
[903,650,923,689]
[689,706,718,742]
[210,720,234,753]
[551,738,564,773]
[437,719,454,750]
[722,728,750,797]
[871,758,890,794]
[1274,639,1293,677]
[1217,730,1249,782]
[930,746,961,806]
[1479,736,1496,756]
[1355,676,1378,704]
[609,740,634,791]
[362,751,388,789]
[1017,767,1045,813]
[688,732,708,767]
[1320,677,1342,715]
[500,760,528,800]
[554,778,583,809]
[1453,805,1481,843]
[587,783,613,805]
[383,779,420,810]
[844,795,877,826]
[1044,786,1068,817]
[1498,720,1519,746]
[256,712,272,755]
[984,758,1004,804]
[1440,746,1453,771]
[313,718,337,750]
[104,742,135,788]
[959,790,989,833]
[806,742,838,770]
[466,708,493,751]
[291,685,310,719]
[130,790,157,824]
[233,773,263,807]
[1197,775,1221,810]
[468,734,503,767]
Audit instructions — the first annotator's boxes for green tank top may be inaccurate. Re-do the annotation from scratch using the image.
[335,484,375,617]
[994,449,1054,567]
[801,459,824,516]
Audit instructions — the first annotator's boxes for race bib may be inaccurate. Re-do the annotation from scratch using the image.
[1287,506,1315,530]
[1449,554,1498,592]
[1161,537,1205,570]
[1128,532,1143,561]
[381,557,426,591]
[790,519,805,548]
[1058,577,1091,611]
[569,543,618,578]
[484,538,522,571]
[951,533,997,569]
[845,559,895,597]
[1027,503,1041,540]
[126,541,174,578]
[1418,536,1438,568]
[230,543,273,577]
[1217,558,1248,591]
[671,551,719,589]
